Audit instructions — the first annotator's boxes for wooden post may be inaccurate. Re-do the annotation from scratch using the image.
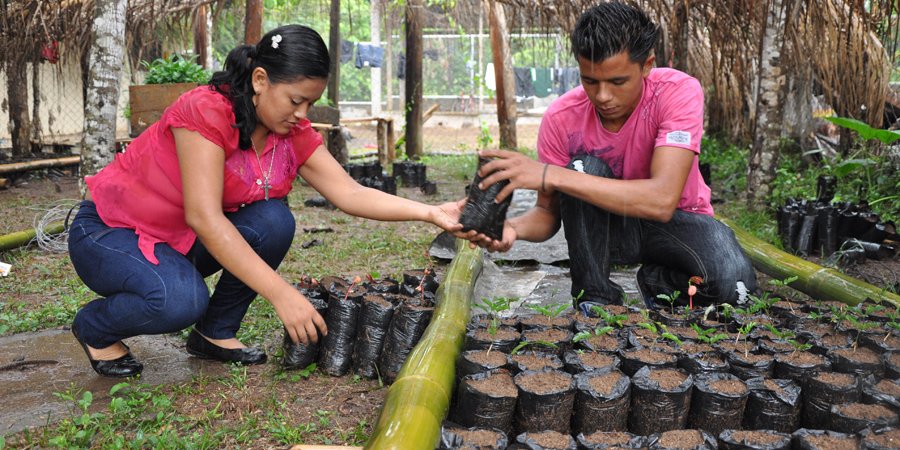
[193,4,210,69]
[404,0,424,159]
[327,0,341,106]
[244,0,263,44]
[485,0,517,149]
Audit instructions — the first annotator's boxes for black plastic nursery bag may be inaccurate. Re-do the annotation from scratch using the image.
[283,294,329,370]
[459,157,512,240]
[350,294,395,378]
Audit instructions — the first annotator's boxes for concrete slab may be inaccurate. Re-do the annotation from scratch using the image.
[0,329,227,434]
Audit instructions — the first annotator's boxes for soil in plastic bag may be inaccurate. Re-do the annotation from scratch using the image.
[350,294,395,378]
[687,372,749,437]
[400,269,440,296]
[364,277,399,295]
[377,302,434,384]
[726,352,774,380]
[522,328,573,357]
[510,351,564,375]
[829,403,899,434]
[514,369,576,434]
[453,369,519,436]
[627,366,693,436]
[773,351,831,382]
[861,376,900,413]
[439,423,509,450]
[576,431,644,450]
[678,352,730,375]
[647,429,718,450]
[791,429,859,450]
[282,293,329,370]
[514,430,577,450]
[860,427,900,450]
[459,157,512,240]
[828,347,885,378]
[802,372,860,429]
[572,369,631,434]
[618,348,678,377]
[465,326,521,353]
[884,352,900,379]
[318,294,362,376]
[742,377,801,432]
[563,350,619,375]
[457,349,510,381]
[718,429,792,450]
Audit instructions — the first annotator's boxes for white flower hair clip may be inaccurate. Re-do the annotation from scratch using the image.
[271,34,282,49]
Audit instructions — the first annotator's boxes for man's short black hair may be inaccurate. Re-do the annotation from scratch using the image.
[571,2,659,64]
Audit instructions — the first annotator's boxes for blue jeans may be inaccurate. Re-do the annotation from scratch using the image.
[559,155,757,306]
[68,200,295,349]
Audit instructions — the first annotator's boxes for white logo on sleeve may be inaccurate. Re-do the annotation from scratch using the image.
[666,131,691,145]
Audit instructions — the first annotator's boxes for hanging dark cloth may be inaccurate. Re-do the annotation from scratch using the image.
[355,43,384,68]
[397,52,406,79]
[514,67,535,98]
[340,40,354,64]
[555,67,580,94]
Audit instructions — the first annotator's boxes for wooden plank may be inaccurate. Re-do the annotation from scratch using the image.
[0,156,81,175]
[129,82,199,136]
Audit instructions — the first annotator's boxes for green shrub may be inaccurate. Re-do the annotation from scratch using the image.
[141,55,210,84]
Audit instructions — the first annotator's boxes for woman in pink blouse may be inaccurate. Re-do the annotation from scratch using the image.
[68,25,464,377]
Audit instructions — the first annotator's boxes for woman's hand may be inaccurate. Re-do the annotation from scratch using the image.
[272,290,328,345]
[429,199,467,234]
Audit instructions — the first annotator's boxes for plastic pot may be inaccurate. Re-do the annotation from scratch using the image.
[572,369,631,434]
[687,372,749,436]
[513,369,576,434]
[627,366,693,435]
[743,377,802,432]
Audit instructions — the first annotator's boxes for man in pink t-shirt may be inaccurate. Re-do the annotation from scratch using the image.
[472,2,756,313]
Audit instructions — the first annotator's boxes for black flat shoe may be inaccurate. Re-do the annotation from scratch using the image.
[185,329,267,365]
[71,324,143,378]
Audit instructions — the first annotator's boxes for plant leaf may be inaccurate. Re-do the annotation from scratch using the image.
[825,116,900,144]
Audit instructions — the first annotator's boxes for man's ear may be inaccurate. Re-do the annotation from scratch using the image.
[642,53,656,77]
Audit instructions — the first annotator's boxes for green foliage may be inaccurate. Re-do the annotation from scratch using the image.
[824,117,900,144]
[527,302,569,320]
[589,305,628,328]
[476,296,513,336]
[511,339,558,355]
[572,325,615,343]
[477,121,493,149]
[690,323,729,344]
[656,290,680,314]
[141,55,210,84]
[699,137,749,196]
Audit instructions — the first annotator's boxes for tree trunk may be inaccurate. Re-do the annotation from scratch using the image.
[80,0,127,181]
[747,0,793,208]
[31,60,43,150]
[193,4,211,69]
[384,9,394,112]
[244,0,263,45]
[485,0,517,149]
[404,0,424,159]
[6,56,31,158]
[327,0,341,106]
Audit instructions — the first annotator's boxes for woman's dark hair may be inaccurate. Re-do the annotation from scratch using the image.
[210,24,330,150]
[571,2,659,64]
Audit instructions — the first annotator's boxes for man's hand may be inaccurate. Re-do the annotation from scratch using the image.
[467,219,518,253]
[477,149,554,203]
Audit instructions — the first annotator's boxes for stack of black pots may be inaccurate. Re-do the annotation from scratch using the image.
[776,175,897,261]
[342,160,397,195]
[392,160,437,195]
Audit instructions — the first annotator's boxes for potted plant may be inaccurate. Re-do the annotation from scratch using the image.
[129,55,210,137]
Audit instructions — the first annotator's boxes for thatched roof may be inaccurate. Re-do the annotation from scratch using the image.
[1,0,218,69]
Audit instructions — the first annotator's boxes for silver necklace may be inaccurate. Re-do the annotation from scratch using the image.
[251,138,277,201]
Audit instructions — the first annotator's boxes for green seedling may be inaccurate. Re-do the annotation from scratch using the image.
[657,323,683,346]
[690,323,730,345]
[807,311,825,323]
[527,302,569,325]
[590,305,628,328]
[637,321,658,334]
[735,321,757,344]
[787,339,813,354]
[573,326,615,344]
[510,339,559,355]
[656,290,681,314]
[764,323,796,341]
[476,296,513,337]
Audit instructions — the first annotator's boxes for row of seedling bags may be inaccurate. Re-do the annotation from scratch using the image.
[281,270,438,384]
[444,366,899,450]
[439,422,899,449]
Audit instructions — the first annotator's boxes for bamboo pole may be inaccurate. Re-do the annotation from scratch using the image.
[365,240,483,450]
[0,156,80,175]
[0,222,66,252]
[719,216,900,308]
